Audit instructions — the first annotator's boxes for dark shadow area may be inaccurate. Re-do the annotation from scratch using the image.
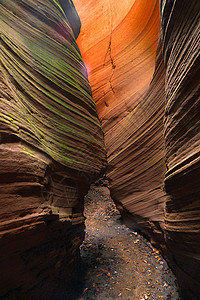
[70,185,180,300]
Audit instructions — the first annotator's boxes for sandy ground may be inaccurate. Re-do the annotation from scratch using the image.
[76,185,181,300]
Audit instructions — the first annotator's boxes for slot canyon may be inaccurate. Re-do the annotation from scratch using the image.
[0,0,199,299]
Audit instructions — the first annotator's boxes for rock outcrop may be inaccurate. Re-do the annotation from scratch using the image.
[74,0,166,253]
[74,0,200,298]
[161,0,200,298]
[0,0,106,298]
[1,0,199,298]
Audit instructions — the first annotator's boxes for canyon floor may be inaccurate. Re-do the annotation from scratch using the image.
[74,185,181,300]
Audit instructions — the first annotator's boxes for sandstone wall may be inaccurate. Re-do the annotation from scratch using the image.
[74,0,200,298]
[74,0,166,251]
[161,0,200,298]
[1,0,199,298]
[0,0,106,297]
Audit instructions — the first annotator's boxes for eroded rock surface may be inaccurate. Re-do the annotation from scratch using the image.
[79,185,180,300]
[74,0,166,259]
[74,0,200,298]
[0,0,106,298]
[161,0,200,298]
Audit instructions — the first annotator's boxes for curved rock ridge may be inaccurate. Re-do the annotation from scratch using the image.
[161,0,200,298]
[74,0,165,248]
[75,0,160,130]
[109,38,166,247]
[0,0,106,297]
[0,0,106,174]
[74,0,200,298]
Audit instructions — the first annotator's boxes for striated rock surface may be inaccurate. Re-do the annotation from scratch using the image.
[0,0,106,298]
[161,0,200,298]
[1,0,199,298]
[75,0,200,298]
[74,0,166,249]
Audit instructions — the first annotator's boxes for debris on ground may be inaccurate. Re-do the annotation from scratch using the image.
[77,185,181,300]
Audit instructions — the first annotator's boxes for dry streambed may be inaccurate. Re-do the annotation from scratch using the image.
[76,185,181,300]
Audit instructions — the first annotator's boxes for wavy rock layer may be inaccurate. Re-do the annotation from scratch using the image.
[161,1,200,298]
[0,0,106,297]
[74,0,165,248]
[75,0,200,298]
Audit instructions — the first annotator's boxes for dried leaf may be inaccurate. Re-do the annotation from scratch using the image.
[163,282,168,287]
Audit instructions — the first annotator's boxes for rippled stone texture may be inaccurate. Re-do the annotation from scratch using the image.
[74,0,166,251]
[75,0,200,298]
[0,0,106,297]
[161,0,200,298]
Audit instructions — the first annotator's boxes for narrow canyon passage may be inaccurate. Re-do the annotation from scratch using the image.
[0,1,199,299]
[76,185,180,300]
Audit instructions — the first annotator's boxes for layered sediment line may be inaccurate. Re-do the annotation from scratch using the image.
[74,0,165,253]
[161,1,200,298]
[0,0,106,173]
[0,0,106,297]
[75,0,200,298]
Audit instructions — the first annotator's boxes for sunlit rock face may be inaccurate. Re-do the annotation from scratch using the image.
[74,0,166,249]
[0,0,106,297]
[161,0,200,298]
[74,0,200,298]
